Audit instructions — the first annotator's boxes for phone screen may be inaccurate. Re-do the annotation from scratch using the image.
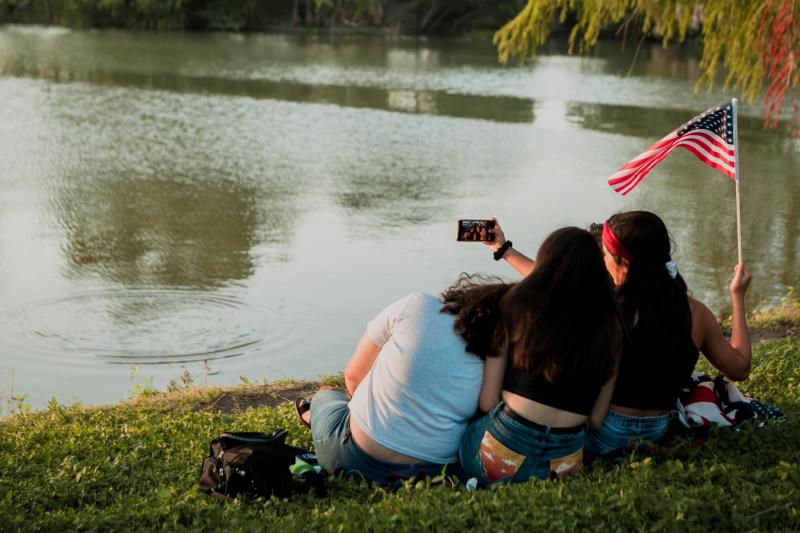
[457,219,496,242]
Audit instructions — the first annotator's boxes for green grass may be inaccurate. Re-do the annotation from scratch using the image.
[1,338,798,532]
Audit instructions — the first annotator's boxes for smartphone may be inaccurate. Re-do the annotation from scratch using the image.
[456,219,496,242]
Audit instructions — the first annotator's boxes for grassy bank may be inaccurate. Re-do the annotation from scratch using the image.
[1,335,799,531]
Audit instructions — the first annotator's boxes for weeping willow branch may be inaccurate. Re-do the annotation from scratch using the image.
[494,0,800,134]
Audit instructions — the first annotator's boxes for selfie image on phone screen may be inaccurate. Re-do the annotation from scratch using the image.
[457,219,495,242]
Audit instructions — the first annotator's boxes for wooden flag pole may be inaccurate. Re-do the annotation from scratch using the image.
[732,97,742,264]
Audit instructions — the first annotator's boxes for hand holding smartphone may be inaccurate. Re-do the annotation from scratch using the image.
[457,219,496,242]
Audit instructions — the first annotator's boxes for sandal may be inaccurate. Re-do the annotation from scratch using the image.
[294,397,311,429]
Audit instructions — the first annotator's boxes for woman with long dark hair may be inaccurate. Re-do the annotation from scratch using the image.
[458,227,624,484]
[586,211,751,455]
[487,212,752,456]
[296,275,512,484]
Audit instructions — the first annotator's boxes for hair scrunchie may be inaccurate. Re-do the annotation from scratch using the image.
[665,261,678,279]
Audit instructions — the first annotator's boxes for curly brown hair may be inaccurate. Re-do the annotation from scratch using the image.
[439,273,513,359]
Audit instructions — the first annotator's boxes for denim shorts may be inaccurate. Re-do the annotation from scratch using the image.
[309,389,449,485]
[458,402,586,486]
[585,409,670,458]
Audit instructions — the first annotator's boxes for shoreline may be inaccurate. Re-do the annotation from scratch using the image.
[2,306,796,421]
[0,20,698,45]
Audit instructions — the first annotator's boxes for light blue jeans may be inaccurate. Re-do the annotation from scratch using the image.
[458,402,586,486]
[585,410,670,457]
[309,390,448,485]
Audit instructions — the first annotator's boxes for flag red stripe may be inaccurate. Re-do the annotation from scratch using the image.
[615,132,678,171]
[617,146,677,195]
[615,137,735,194]
[683,129,735,156]
[613,140,681,192]
[678,144,736,179]
[647,131,680,150]
[674,138,736,172]
[678,135,735,165]
[625,150,675,189]
[610,143,673,182]
[612,137,735,194]
[616,146,667,172]
[609,164,644,185]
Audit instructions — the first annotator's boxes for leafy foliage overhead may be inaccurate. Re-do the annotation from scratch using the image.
[494,0,800,133]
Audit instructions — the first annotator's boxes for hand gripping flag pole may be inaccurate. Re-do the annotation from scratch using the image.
[607,99,741,263]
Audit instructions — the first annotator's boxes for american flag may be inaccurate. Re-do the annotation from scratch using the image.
[608,103,736,196]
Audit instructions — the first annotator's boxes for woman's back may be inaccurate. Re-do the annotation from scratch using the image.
[349,292,483,464]
[459,227,624,484]
[602,211,696,412]
[610,317,699,411]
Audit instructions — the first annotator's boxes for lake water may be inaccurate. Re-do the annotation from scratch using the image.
[0,25,798,410]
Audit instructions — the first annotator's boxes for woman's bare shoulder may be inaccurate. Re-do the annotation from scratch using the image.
[688,296,713,319]
[688,296,721,347]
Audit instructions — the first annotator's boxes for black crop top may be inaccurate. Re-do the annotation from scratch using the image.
[503,364,604,416]
[610,325,699,410]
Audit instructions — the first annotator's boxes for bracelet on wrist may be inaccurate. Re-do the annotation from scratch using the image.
[493,240,513,261]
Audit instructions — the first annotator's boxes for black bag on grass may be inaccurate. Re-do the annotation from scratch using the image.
[198,429,309,502]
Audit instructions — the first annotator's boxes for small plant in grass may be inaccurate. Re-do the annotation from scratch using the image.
[166,367,194,393]
[720,287,800,337]
[129,365,158,398]
[3,393,31,416]
[319,373,346,389]
[749,287,800,334]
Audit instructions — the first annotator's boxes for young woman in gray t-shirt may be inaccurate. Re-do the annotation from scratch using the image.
[296,275,511,484]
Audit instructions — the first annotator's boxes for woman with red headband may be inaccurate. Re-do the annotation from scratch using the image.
[487,211,752,456]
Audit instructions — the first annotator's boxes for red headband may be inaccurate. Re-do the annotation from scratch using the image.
[602,222,632,262]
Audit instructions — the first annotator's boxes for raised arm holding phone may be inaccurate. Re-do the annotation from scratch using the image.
[482,218,535,275]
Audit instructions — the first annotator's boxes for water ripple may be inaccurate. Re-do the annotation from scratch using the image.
[2,288,271,366]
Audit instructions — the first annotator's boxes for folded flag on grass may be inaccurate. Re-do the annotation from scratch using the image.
[676,373,784,430]
[608,103,737,195]
[585,373,782,461]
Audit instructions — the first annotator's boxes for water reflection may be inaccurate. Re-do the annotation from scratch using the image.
[566,101,790,147]
[57,177,272,287]
[333,166,451,227]
[2,288,271,365]
[0,66,533,122]
[588,39,705,82]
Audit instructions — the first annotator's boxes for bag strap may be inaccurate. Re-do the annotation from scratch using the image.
[219,429,289,448]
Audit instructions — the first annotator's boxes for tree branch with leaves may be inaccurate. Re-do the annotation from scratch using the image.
[494,0,800,134]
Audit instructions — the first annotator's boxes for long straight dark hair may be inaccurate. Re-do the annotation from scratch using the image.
[606,211,692,353]
[440,274,513,359]
[498,227,623,384]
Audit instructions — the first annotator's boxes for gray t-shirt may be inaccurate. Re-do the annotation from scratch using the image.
[348,292,484,464]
